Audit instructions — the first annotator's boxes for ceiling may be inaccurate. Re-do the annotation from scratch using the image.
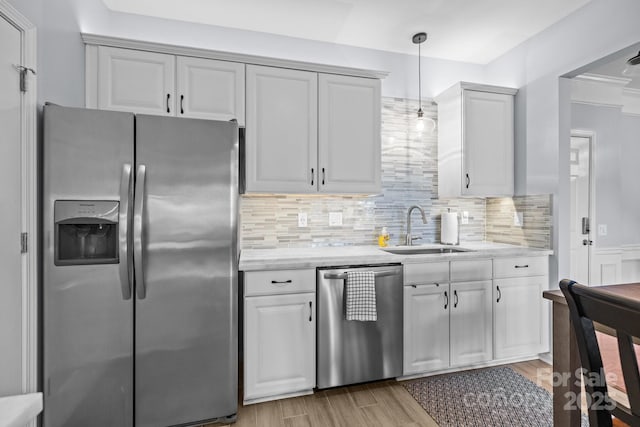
[101,0,591,64]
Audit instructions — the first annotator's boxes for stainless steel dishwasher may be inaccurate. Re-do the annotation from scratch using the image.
[317,264,403,389]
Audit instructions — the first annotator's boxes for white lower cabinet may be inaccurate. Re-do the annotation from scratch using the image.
[494,276,548,359]
[403,256,548,377]
[243,269,316,403]
[450,280,493,366]
[403,283,450,374]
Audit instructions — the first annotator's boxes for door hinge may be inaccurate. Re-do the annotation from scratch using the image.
[21,232,28,253]
[15,65,37,93]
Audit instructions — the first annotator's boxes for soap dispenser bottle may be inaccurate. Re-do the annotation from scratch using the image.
[378,227,390,247]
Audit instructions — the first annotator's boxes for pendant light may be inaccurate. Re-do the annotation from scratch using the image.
[412,32,435,133]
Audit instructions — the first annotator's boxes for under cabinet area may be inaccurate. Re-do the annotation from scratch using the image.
[88,46,246,124]
[436,82,517,197]
[243,269,316,404]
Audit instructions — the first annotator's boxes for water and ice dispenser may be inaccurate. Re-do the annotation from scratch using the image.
[54,200,119,265]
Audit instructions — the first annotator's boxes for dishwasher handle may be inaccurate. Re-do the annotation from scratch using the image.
[323,269,399,280]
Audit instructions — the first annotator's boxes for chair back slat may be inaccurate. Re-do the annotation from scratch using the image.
[618,333,640,416]
[560,279,640,427]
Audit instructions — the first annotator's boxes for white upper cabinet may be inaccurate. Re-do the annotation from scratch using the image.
[98,47,175,116]
[91,46,245,124]
[245,65,318,193]
[176,56,245,123]
[318,74,381,193]
[436,83,516,197]
[245,67,382,194]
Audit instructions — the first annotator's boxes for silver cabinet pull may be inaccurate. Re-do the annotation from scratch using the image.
[166,94,170,114]
[454,290,458,308]
[270,279,292,286]
[311,168,315,186]
[118,164,133,300]
[466,173,470,189]
[308,301,312,322]
[444,291,448,310]
[514,265,529,269]
[180,94,184,114]
[322,167,326,185]
[134,165,147,299]
[496,285,502,303]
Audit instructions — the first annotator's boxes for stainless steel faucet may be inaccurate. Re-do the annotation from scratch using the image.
[405,205,428,246]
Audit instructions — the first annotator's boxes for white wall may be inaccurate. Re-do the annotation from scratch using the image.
[484,0,640,287]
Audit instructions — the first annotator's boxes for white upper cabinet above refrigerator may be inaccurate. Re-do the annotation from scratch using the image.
[91,46,245,124]
[436,82,517,197]
[97,47,176,116]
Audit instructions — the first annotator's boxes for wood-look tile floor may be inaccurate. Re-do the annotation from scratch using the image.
[204,359,552,427]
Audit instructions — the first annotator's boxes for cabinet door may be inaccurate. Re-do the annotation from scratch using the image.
[244,293,315,401]
[403,284,450,374]
[176,57,245,124]
[450,280,493,366]
[245,65,318,193]
[462,90,514,196]
[318,74,381,193]
[494,276,546,359]
[98,46,175,115]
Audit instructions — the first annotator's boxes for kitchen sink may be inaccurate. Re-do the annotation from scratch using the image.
[381,246,473,255]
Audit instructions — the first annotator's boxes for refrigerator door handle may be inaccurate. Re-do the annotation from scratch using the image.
[134,164,147,299]
[119,164,133,300]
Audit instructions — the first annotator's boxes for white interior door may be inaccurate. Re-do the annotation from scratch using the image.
[569,134,592,285]
[0,13,23,396]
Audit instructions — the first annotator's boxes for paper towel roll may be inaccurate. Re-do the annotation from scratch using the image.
[441,212,459,245]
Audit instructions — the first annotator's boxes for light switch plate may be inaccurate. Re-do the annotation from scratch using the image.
[461,211,469,225]
[329,212,343,226]
[297,212,308,227]
[598,224,607,236]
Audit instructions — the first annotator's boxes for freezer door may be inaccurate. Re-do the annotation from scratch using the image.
[42,105,134,427]
[134,115,238,426]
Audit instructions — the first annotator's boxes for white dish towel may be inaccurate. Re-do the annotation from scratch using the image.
[345,270,377,321]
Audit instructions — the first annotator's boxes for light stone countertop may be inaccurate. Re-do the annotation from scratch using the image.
[239,242,553,271]
[0,392,43,427]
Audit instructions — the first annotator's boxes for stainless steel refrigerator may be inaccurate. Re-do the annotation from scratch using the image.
[42,104,238,427]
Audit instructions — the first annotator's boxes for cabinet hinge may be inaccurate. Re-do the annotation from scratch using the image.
[21,232,28,253]
[15,65,37,93]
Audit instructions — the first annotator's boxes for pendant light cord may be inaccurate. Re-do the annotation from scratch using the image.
[418,40,422,112]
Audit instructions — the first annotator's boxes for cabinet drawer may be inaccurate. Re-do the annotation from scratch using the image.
[450,259,492,282]
[404,262,449,286]
[244,269,315,296]
[493,256,548,278]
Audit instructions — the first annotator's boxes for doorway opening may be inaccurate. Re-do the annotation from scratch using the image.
[569,130,594,285]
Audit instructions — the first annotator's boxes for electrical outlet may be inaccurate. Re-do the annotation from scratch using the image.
[461,211,469,225]
[513,211,524,227]
[329,212,343,226]
[598,224,608,236]
[297,212,307,227]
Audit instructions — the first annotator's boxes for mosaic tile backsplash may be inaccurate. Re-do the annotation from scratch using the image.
[240,97,552,250]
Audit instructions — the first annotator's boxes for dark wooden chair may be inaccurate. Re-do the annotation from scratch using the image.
[560,279,640,427]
